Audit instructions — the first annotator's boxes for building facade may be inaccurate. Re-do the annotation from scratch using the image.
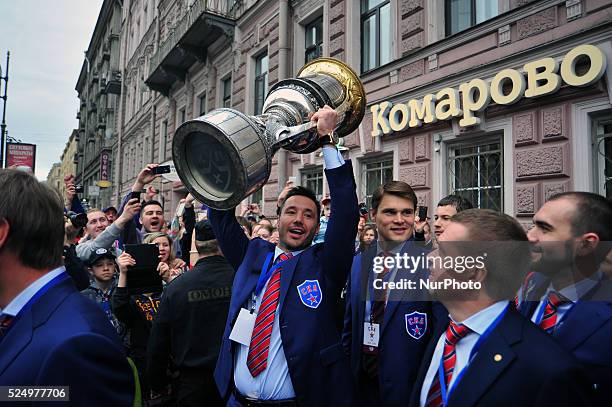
[75,0,123,210]
[46,162,62,193]
[104,0,612,223]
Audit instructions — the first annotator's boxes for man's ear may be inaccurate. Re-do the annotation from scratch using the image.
[0,219,10,250]
[577,232,600,257]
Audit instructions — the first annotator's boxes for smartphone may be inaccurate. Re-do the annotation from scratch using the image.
[130,190,144,202]
[418,206,428,220]
[288,176,297,184]
[75,184,84,194]
[152,165,171,175]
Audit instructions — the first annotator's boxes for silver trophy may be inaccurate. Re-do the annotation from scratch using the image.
[172,58,366,210]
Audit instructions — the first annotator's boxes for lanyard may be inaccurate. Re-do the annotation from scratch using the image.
[0,272,68,340]
[438,304,509,406]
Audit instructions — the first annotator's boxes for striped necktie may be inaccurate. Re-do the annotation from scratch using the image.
[247,252,293,377]
[425,321,472,407]
[539,291,571,334]
[0,314,14,338]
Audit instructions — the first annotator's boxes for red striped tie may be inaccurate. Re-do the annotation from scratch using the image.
[539,291,570,334]
[425,321,472,407]
[247,252,293,377]
[0,314,14,338]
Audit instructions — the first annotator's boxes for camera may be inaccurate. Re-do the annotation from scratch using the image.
[67,211,88,229]
[358,202,368,216]
[75,184,84,194]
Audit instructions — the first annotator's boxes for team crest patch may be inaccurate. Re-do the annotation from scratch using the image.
[405,311,427,340]
[297,280,323,309]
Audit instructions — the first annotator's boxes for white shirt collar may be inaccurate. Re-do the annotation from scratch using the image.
[0,266,66,317]
[274,246,303,262]
[451,300,509,336]
[545,271,603,303]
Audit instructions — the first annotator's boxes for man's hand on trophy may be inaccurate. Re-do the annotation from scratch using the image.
[310,105,338,137]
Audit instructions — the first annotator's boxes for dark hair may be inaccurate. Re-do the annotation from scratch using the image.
[195,239,220,255]
[450,209,531,301]
[437,194,474,212]
[548,192,612,262]
[371,181,417,212]
[277,186,321,219]
[358,224,378,253]
[0,170,64,269]
[142,200,163,213]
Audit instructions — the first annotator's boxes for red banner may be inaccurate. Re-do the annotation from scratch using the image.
[6,143,36,172]
[100,150,110,181]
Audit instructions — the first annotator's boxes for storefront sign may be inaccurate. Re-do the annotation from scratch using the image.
[99,150,110,182]
[6,142,36,172]
[371,44,607,136]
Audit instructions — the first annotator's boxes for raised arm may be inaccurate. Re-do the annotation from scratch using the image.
[208,207,250,271]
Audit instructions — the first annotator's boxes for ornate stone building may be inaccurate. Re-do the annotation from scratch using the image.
[104,0,612,221]
[75,0,123,210]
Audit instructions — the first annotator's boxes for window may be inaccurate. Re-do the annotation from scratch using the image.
[160,120,168,161]
[254,53,269,115]
[445,0,498,36]
[305,17,323,63]
[301,167,324,200]
[222,77,232,108]
[362,156,394,208]
[447,137,503,210]
[178,107,186,129]
[198,92,206,116]
[361,0,391,72]
[595,121,612,199]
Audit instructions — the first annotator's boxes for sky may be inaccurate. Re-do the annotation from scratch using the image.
[0,0,104,180]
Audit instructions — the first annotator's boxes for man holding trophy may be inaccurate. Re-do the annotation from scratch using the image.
[171,59,365,406]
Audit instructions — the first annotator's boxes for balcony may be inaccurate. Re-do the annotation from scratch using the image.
[105,70,121,94]
[145,0,243,96]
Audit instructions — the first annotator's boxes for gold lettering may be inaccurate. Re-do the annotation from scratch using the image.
[435,88,462,121]
[524,57,561,98]
[459,79,490,127]
[408,94,437,127]
[490,68,525,105]
[370,102,392,137]
[389,103,409,132]
[560,44,607,87]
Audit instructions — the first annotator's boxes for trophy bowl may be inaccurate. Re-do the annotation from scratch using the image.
[172,58,365,210]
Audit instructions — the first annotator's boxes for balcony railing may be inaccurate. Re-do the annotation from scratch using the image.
[149,0,242,76]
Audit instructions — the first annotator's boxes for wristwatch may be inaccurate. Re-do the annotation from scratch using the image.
[321,130,339,146]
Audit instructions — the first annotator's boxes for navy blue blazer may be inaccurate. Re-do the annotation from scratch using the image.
[409,307,592,406]
[343,239,447,406]
[0,273,135,406]
[211,161,359,406]
[517,272,612,404]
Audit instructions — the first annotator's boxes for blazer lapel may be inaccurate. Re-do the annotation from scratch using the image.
[278,253,300,312]
[409,320,447,407]
[0,311,33,376]
[233,248,274,317]
[447,310,520,407]
[382,240,417,334]
[554,299,612,351]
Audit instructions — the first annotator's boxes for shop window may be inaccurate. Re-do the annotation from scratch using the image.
[447,137,503,210]
[362,155,394,208]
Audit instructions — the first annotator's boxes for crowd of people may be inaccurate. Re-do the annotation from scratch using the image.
[1,107,612,406]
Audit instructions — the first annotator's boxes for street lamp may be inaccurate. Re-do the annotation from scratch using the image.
[0,51,10,168]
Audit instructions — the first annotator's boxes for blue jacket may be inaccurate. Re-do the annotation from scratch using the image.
[517,272,612,404]
[0,273,135,406]
[343,239,447,406]
[409,307,592,406]
[210,161,359,406]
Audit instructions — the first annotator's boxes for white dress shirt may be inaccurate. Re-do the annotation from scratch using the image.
[419,301,509,407]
